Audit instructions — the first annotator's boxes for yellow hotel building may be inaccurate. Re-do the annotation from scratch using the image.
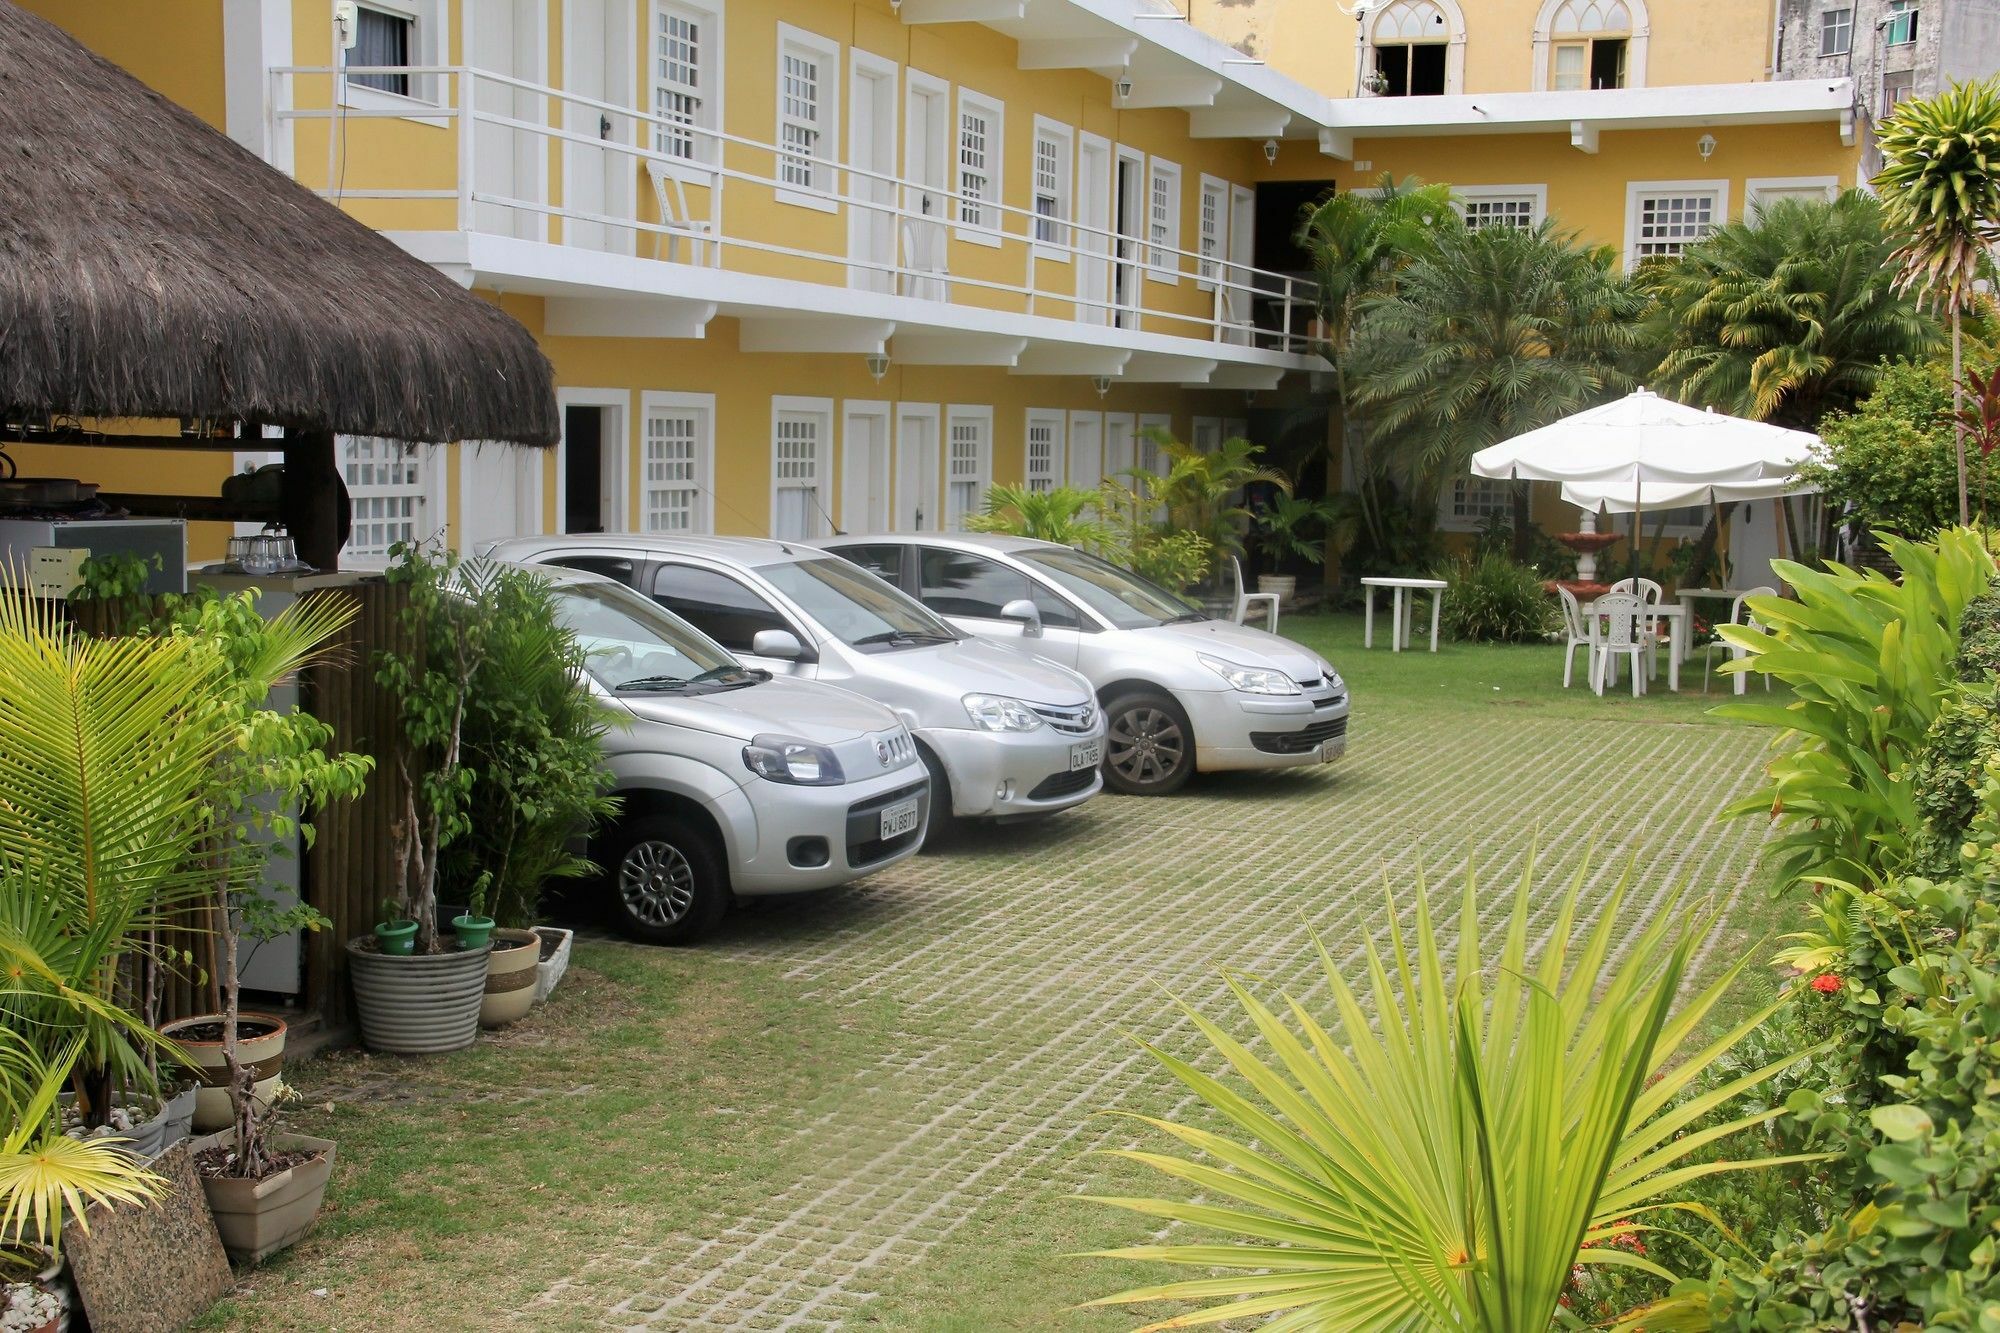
[16,0,1861,563]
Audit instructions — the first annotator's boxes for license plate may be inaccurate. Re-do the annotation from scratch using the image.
[879,797,921,841]
[1070,740,1103,771]
[1319,739,1343,764]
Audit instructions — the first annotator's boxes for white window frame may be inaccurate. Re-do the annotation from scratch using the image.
[339,436,446,566]
[1746,176,1839,220]
[944,405,994,529]
[1438,476,1511,532]
[639,391,715,534]
[1884,0,1917,46]
[1454,183,1548,231]
[1882,68,1917,116]
[1196,174,1228,290]
[1623,179,1729,270]
[1146,157,1182,283]
[651,0,723,166]
[1530,0,1647,92]
[1137,411,1173,478]
[770,395,834,539]
[1818,6,1853,57]
[955,88,1004,244]
[340,0,447,115]
[1024,408,1065,493]
[1031,117,1073,259]
[775,23,840,211]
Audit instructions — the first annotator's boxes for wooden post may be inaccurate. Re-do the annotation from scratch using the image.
[281,427,344,571]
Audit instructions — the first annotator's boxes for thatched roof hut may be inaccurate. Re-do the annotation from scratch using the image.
[0,0,557,448]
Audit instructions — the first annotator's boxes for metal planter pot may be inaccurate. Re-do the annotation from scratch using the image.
[344,937,490,1055]
[194,1129,336,1264]
[479,929,541,1028]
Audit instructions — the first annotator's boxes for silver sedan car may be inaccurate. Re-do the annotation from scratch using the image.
[818,534,1351,795]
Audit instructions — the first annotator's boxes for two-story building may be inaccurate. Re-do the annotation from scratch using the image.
[13,0,1862,566]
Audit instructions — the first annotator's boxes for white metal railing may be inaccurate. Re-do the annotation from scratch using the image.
[271,64,1322,354]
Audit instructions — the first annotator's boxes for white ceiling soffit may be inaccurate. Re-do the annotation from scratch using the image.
[1322,81,1857,142]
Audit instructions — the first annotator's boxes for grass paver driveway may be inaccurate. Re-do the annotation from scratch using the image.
[204,614,1785,1331]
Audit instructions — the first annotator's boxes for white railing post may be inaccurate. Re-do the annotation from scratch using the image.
[456,68,475,232]
[1282,276,1295,353]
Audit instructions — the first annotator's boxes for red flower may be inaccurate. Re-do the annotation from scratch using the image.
[1810,973,1842,994]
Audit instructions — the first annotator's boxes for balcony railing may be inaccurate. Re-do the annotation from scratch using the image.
[270,64,1322,355]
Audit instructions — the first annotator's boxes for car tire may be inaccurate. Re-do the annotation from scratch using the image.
[1101,690,1196,796]
[601,816,729,945]
[916,742,958,851]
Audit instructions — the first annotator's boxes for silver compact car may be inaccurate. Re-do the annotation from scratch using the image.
[817,534,1351,796]
[539,567,928,945]
[490,537,1106,832]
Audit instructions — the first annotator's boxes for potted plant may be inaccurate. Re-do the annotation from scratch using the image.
[347,544,496,1055]
[1251,494,1347,604]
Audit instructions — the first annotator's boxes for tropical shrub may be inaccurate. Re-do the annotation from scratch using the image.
[1250,493,1347,568]
[967,485,1120,554]
[440,565,618,930]
[1955,576,2000,679]
[1435,553,1559,643]
[1079,859,1818,1330]
[1144,431,1289,559]
[1907,684,2000,877]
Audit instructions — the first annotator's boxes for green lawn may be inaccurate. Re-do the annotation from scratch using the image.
[205,614,1792,1331]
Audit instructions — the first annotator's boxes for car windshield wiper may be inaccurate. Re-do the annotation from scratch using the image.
[613,675,698,692]
[851,629,955,646]
[1163,611,1210,625]
[690,665,749,683]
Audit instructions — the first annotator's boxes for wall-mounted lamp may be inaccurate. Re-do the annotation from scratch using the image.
[890,0,901,10]
[1091,375,1113,399]
[1115,73,1134,102]
[1696,132,1717,162]
[866,352,890,382]
[1262,138,1280,165]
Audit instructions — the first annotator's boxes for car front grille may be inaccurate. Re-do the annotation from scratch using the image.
[1027,767,1098,801]
[870,728,916,768]
[1030,701,1098,735]
[1249,715,1349,755]
[844,778,930,867]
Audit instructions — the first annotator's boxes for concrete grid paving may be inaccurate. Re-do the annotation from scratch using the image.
[525,706,1776,1329]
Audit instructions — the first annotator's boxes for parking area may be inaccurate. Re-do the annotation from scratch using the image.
[206,620,1782,1332]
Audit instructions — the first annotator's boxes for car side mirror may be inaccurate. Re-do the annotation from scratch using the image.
[1000,599,1044,638]
[751,628,806,659]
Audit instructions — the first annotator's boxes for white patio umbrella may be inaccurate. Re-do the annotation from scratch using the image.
[1470,389,1819,588]
[1558,475,1819,512]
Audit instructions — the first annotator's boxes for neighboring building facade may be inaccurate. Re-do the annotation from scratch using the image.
[1773,0,2000,160]
[16,0,1860,566]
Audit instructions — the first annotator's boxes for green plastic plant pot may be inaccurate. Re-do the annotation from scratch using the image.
[451,914,496,950]
[373,919,418,956]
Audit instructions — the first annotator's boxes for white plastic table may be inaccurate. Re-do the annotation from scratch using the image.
[1673,588,1764,664]
[1361,577,1447,652]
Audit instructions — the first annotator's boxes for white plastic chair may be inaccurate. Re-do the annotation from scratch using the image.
[1589,592,1648,698]
[1608,577,1665,681]
[1229,556,1279,631]
[1557,586,1593,689]
[646,160,718,265]
[1704,584,1778,695]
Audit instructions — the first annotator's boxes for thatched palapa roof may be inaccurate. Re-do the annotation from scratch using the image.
[0,0,557,445]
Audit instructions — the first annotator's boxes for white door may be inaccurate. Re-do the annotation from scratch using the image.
[563,0,633,253]
[895,404,940,531]
[1077,134,1111,327]
[1066,411,1103,490]
[848,58,897,293]
[1225,186,1256,343]
[1114,148,1145,331]
[902,77,949,301]
[472,0,545,239]
[1104,412,1136,480]
[457,440,545,548]
[841,404,893,534]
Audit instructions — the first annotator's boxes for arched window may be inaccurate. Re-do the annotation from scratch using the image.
[1364,0,1464,97]
[1533,0,1649,91]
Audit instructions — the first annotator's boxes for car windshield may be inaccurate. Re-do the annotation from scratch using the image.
[1021,548,1203,630]
[548,580,756,692]
[756,556,960,649]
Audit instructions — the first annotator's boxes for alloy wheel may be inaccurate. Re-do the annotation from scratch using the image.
[1108,705,1187,787]
[618,840,697,927]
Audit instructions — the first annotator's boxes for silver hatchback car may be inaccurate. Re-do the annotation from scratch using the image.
[818,534,1351,796]
[489,536,1106,831]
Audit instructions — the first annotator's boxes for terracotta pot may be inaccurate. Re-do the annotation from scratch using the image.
[193,1129,335,1265]
[345,936,489,1054]
[533,926,575,1002]
[480,929,541,1028]
[158,1013,288,1134]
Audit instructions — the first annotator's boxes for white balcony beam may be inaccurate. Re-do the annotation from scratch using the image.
[1190,107,1293,139]
[1123,352,1219,383]
[1009,345,1132,377]
[1196,363,1287,391]
[544,296,716,339]
[890,333,1030,366]
[1318,127,1354,161]
[739,317,895,355]
[897,0,1026,23]
[1118,75,1224,110]
[1017,36,1137,71]
[1570,119,1599,154]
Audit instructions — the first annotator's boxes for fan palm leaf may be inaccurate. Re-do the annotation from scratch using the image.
[1078,856,1827,1332]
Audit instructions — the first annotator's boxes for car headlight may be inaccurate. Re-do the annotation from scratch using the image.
[1199,653,1302,696]
[742,734,845,785]
[961,693,1046,732]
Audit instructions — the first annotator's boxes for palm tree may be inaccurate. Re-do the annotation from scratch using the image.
[1297,175,1460,554]
[967,484,1120,553]
[1349,220,1645,554]
[1643,192,1939,430]
[1875,79,2000,524]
